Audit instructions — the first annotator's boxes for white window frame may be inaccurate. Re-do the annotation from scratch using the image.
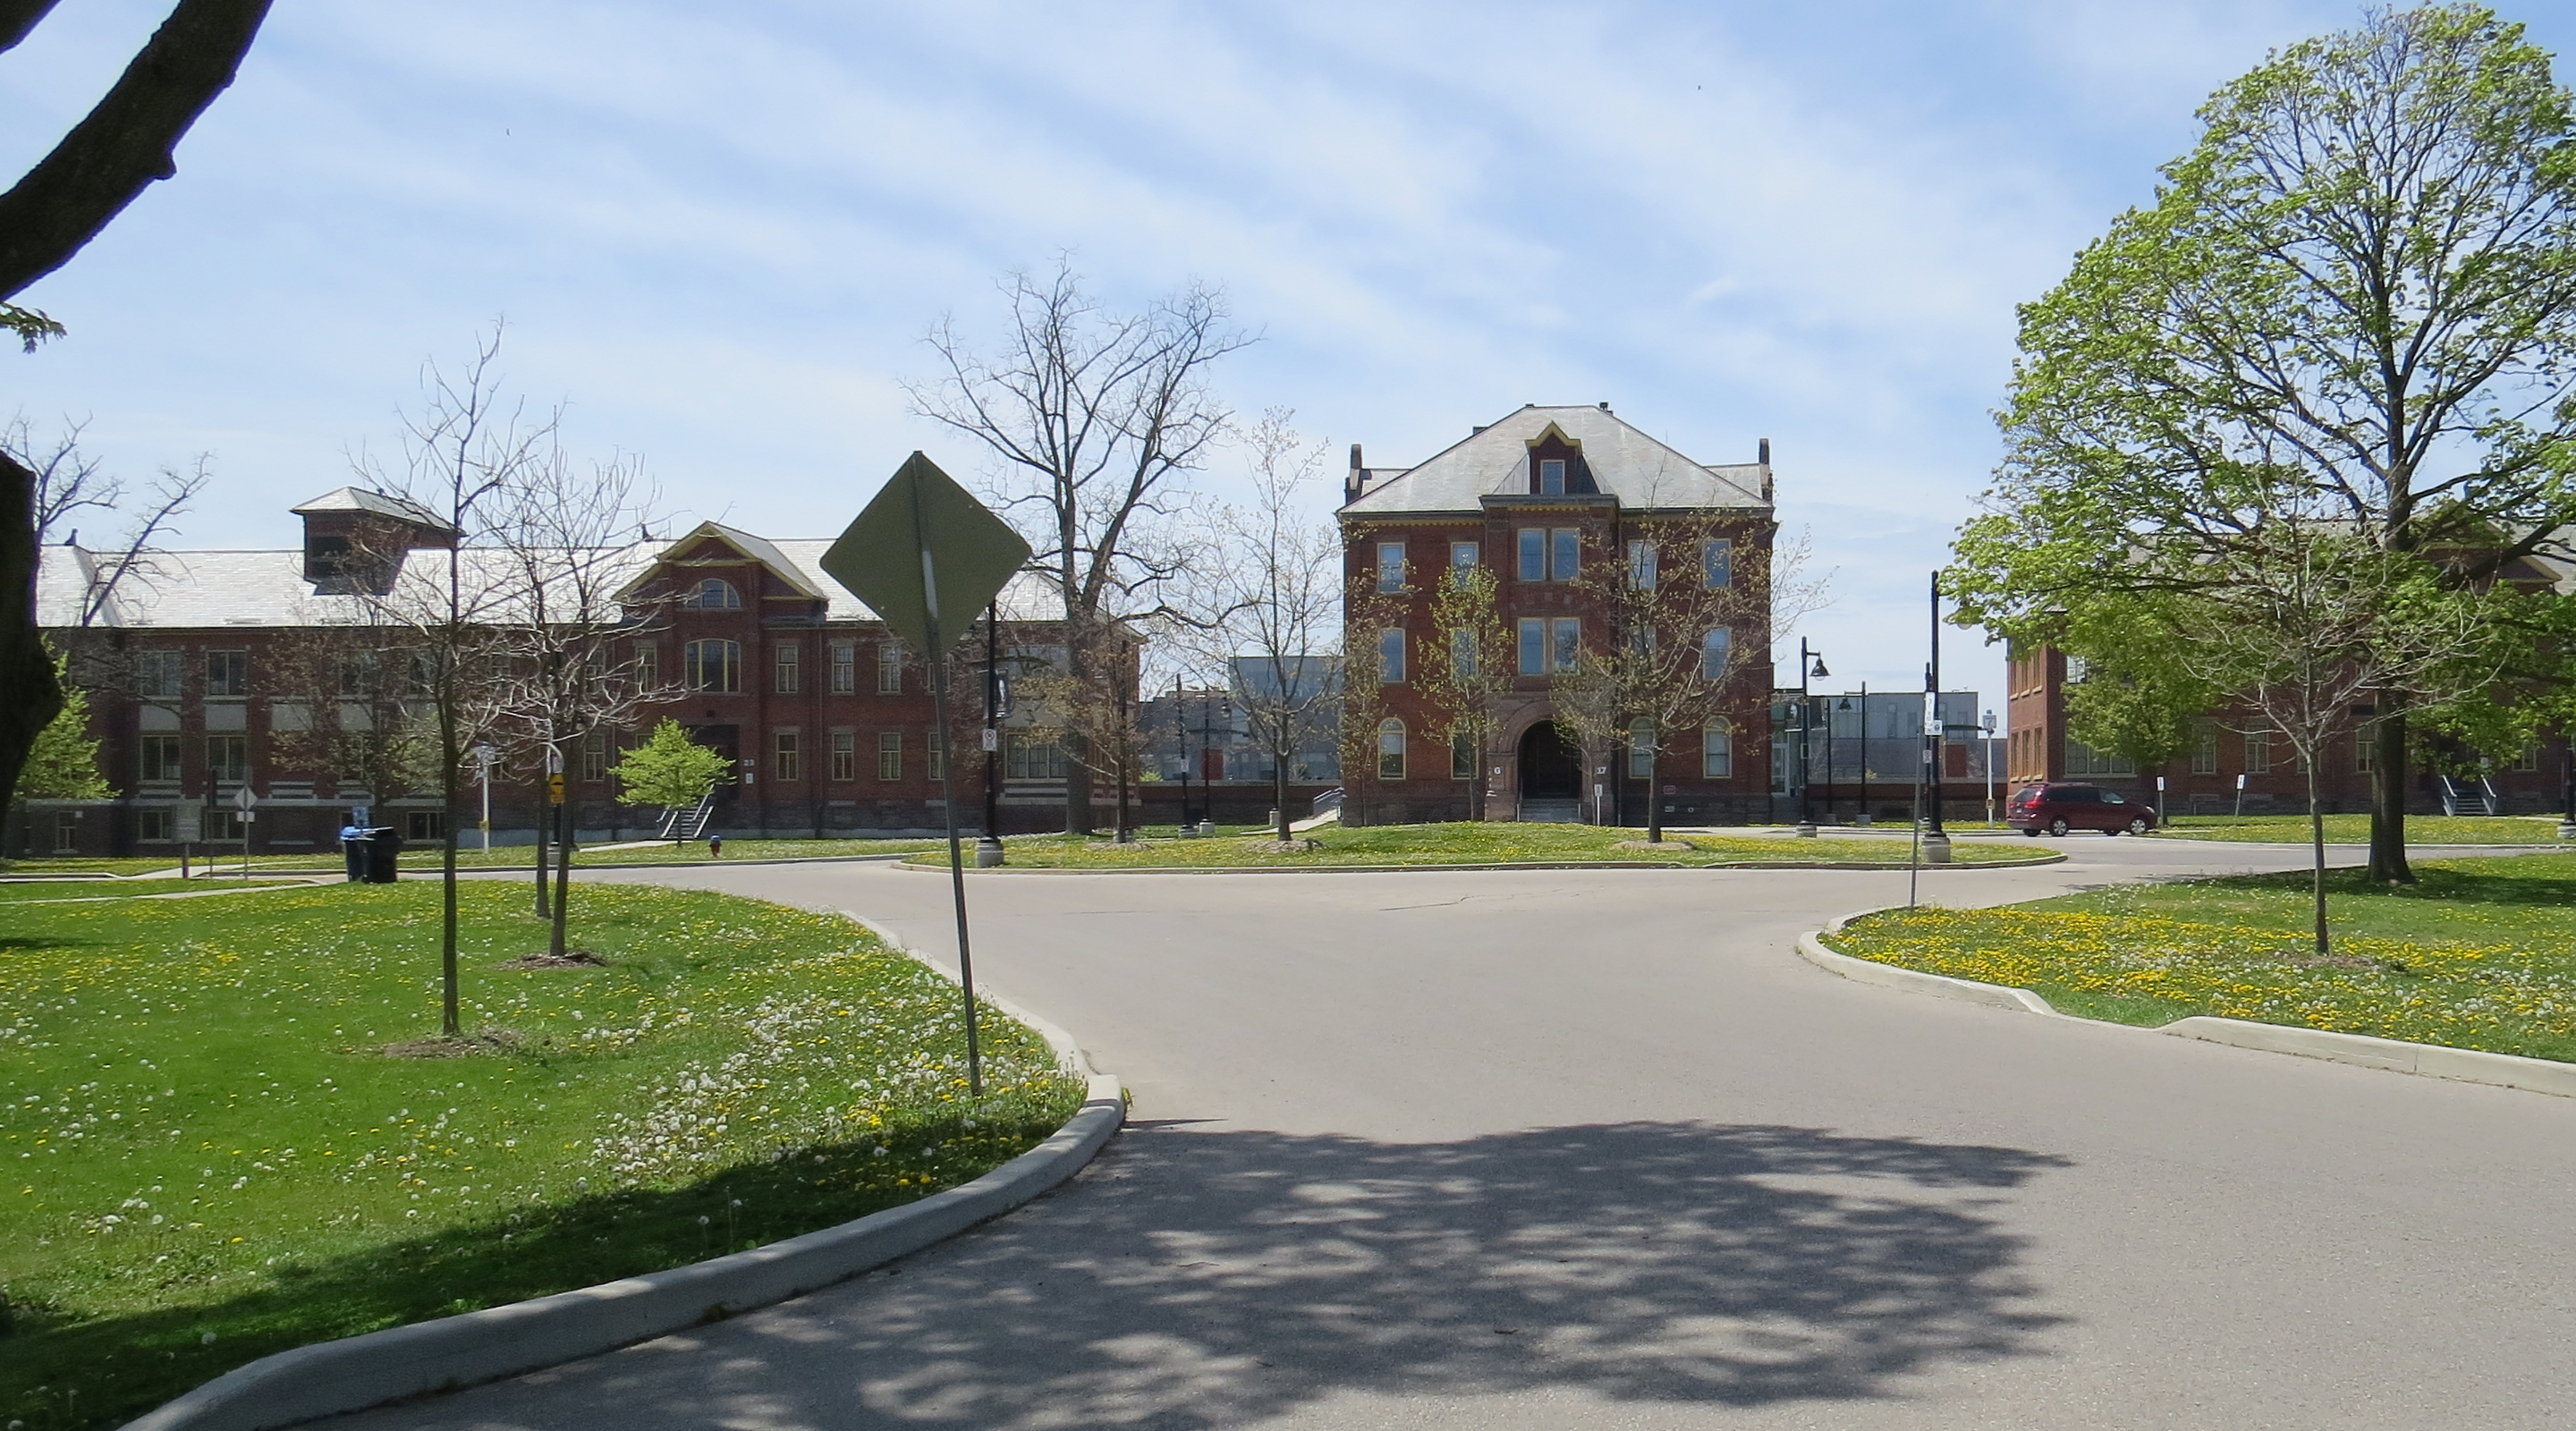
[1518,618,1546,676]
[1377,541,1407,593]
[1626,539,1657,590]
[1377,627,1406,683]
[1703,725,1733,779]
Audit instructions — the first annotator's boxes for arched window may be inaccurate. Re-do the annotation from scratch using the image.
[1703,724,1733,779]
[683,578,743,610]
[1376,718,1406,780]
[1627,716,1656,778]
[684,639,741,692]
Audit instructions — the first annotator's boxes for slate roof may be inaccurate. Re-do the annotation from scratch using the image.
[1341,404,1769,516]
[287,486,457,532]
[37,531,1064,631]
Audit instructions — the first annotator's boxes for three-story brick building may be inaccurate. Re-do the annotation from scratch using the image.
[1337,403,1776,825]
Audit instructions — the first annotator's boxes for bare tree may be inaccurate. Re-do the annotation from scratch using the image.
[1184,411,1342,843]
[1419,563,1514,824]
[909,259,1254,833]
[348,330,553,1039]
[2169,519,2495,957]
[17,418,208,628]
[1555,512,1822,842]
[1335,577,1407,828]
[484,449,680,957]
[1012,630,1148,842]
[2,0,275,802]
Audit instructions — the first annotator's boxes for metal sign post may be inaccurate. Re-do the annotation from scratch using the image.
[233,784,258,878]
[472,743,497,851]
[822,453,1033,1098]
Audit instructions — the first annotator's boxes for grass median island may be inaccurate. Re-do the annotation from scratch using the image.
[2148,812,2566,845]
[928,822,2052,869]
[1826,852,2576,1062]
[0,882,1082,1431]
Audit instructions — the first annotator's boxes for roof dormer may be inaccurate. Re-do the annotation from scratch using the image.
[1525,422,1597,495]
[291,487,458,594]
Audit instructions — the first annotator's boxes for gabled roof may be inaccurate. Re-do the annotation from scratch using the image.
[289,486,457,532]
[628,521,829,601]
[1341,404,1769,516]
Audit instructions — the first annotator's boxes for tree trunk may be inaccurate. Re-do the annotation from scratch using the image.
[549,794,572,959]
[531,770,551,919]
[1063,732,1093,834]
[2307,754,2328,958]
[1274,714,1292,843]
[2369,704,2413,885]
[439,707,460,1037]
[0,450,63,804]
[1645,742,1663,843]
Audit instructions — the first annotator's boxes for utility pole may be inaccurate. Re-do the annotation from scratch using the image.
[979,600,1004,867]
[1794,639,1826,836]
[1925,570,1950,854]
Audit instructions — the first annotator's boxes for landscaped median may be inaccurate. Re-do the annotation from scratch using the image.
[1820,852,2576,1065]
[902,822,2062,871]
[2145,812,2569,845]
[1,882,1086,1431]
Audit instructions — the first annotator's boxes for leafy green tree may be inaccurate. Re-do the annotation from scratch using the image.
[609,719,731,834]
[11,645,108,801]
[1951,4,2576,885]
[2052,597,2225,775]
[1420,563,1514,822]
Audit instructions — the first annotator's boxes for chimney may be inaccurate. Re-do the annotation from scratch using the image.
[1345,443,1365,504]
[1598,401,1611,412]
[1758,436,1771,466]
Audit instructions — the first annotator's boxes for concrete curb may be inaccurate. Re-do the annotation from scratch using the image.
[123,932,1123,1431]
[1798,910,2576,1100]
[895,852,2069,876]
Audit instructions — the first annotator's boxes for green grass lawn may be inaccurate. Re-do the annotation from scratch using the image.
[0,882,1082,1431]
[1825,851,2576,1061]
[926,821,2052,869]
[0,879,286,903]
[2148,812,2568,844]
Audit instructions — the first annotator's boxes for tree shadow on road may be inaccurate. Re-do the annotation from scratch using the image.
[442,1120,2073,1428]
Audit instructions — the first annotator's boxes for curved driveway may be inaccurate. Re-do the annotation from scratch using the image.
[341,837,2576,1430]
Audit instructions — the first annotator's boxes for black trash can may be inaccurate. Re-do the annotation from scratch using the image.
[339,825,367,882]
[362,827,403,884]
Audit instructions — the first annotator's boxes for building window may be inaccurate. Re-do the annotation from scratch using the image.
[337,652,377,698]
[2243,729,2272,775]
[830,641,857,694]
[1702,539,1733,588]
[1452,732,1475,780]
[774,729,801,782]
[683,578,742,610]
[1377,541,1407,593]
[1518,618,1546,676]
[876,731,903,781]
[137,649,182,699]
[1700,627,1733,681]
[1626,540,1657,590]
[1004,733,1066,781]
[1449,627,1477,679]
[581,733,607,783]
[1378,628,1405,683]
[830,730,858,781]
[136,808,174,843]
[634,640,659,689]
[684,639,741,692]
[775,641,801,693]
[1551,529,1580,581]
[1551,617,1580,673]
[52,810,78,854]
[877,643,904,694]
[928,727,945,780]
[1628,717,1656,778]
[207,735,249,784]
[1517,529,1546,580]
[405,810,447,842]
[2193,722,2219,775]
[2067,739,2139,778]
[1538,457,1566,495]
[2517,744,2541,773]
[1376,718,1405,780]
[1703,725,1733,779]
[206,650,248,698]
[140,735,182,783]
[1451,542,1479,585]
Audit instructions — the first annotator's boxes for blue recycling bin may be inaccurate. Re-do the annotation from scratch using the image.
[339,825,367,882]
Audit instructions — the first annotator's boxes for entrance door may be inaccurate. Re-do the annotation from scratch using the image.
[686,724,742,803]
[1518,723,1582,800]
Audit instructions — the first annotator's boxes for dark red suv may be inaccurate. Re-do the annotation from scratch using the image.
[2007,783,2158,837]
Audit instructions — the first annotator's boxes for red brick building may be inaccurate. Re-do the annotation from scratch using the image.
[1337,403,1776,825]
[2004,643,2572,818]
[17,488,1089,858]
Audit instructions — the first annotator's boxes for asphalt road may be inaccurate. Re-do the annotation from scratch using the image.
[339,835,2576,1430]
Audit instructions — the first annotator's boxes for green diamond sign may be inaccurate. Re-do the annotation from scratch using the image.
[821,452,1031,654]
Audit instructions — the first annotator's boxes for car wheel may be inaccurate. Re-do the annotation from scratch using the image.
[2047,817,2070,837]
[2128,816,2150,835]
[2021,828,2038,837]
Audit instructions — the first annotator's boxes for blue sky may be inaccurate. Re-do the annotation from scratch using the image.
[14,1,2573,719]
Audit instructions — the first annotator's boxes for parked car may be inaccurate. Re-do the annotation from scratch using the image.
[2006,782,2158,836]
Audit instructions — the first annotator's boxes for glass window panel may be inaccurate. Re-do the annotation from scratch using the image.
[1517,529,1546,580]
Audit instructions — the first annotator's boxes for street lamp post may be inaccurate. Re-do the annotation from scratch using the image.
[1981,710,1998,829]
[1175,682,1191,829]
[470,742,496,851]
[1925,570,1949,845]
[1795,639,1827,836]
[979,601,1006,867]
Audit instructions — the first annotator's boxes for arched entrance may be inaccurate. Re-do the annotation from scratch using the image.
[1518,722,1582,800]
